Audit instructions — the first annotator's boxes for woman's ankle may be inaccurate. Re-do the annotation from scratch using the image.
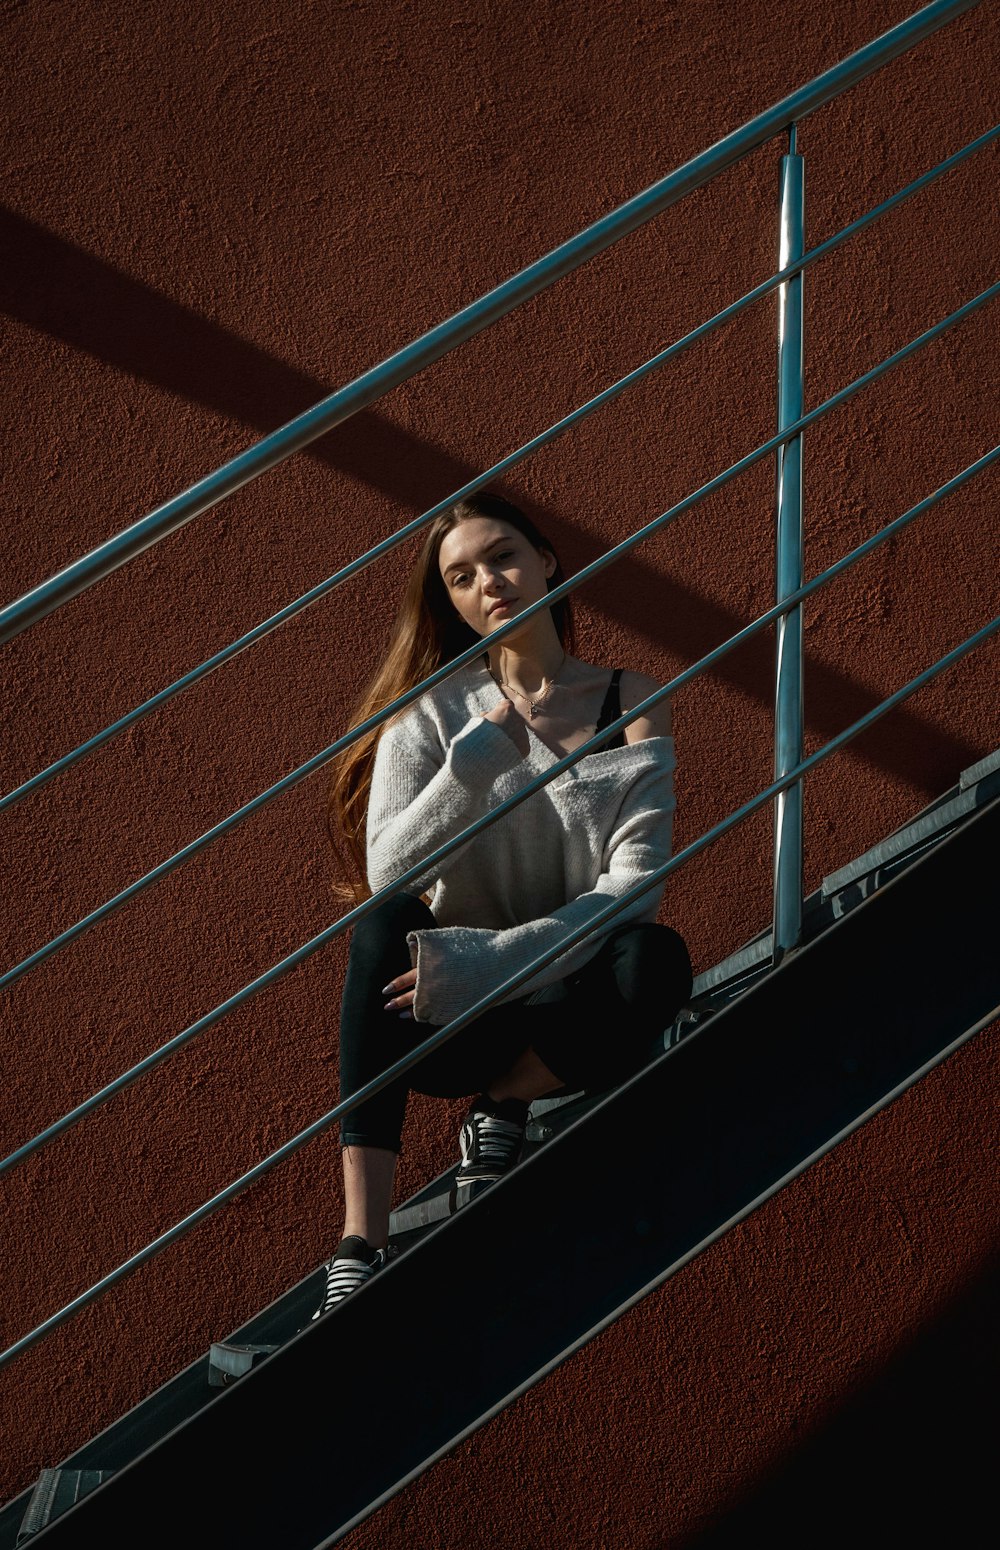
[339,1227,388,1253]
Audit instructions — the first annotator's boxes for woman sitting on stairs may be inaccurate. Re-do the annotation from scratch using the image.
[314,490,692,1316]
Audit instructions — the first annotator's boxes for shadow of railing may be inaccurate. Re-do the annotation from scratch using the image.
[2,209,981,789]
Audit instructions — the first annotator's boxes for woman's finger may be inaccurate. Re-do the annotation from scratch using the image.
[381,968,417,994]
[383,981,418,1014]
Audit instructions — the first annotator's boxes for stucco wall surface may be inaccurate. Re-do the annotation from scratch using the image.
[1,0,997,1534]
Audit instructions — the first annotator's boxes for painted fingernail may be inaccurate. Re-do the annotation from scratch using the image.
[381,983,394,995]
[399,1010,413,1020]
[383,1000,395,1011]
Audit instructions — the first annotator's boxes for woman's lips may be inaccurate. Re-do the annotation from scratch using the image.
[489,600,516,615]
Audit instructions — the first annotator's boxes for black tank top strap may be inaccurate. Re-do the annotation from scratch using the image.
[593,668,625,751]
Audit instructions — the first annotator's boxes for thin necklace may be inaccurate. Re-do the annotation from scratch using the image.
[489,652,567,718]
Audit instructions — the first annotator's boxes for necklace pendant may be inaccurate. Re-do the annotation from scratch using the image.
[529,703,540,718]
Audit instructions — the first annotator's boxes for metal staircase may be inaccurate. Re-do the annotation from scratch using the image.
[3,755,997,1546]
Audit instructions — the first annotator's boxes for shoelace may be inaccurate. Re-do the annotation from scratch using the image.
[458,1112,525,1173]
[311,1249,384,1320]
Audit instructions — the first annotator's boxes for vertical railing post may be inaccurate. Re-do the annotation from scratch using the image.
[773,124,806,963]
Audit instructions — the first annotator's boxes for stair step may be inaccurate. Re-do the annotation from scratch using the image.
[207,1341,280,1388]
[17,1470,112,1542]
[389,1184,456,1236]
[960,746,1000,789]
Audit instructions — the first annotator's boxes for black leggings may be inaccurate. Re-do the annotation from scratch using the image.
[337,893,693,1153]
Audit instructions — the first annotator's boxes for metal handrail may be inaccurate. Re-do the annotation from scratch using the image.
[4,442,996,1176]
[3,610,995,1369]
[0,0,977,646]
[4,282,996,993]
[4,120,996,814]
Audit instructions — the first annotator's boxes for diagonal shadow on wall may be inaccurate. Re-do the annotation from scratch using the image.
[672,1247,999,1549]
[2,209,982,787]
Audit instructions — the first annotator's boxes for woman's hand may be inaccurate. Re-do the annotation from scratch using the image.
[482,695,529,756]
[383,967,418,1020]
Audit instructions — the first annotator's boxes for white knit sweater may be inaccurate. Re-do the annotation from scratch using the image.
[366,661,676,1026]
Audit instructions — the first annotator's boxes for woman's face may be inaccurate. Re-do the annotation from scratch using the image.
[437,517,556,641]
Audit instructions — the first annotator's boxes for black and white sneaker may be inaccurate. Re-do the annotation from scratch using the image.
[311,1235,391,1321]
[453,1097,528,1209]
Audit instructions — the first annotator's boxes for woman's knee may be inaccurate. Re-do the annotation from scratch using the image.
[599,921,693,1023]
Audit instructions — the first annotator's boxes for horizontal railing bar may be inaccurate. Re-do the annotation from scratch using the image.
[3,278,996,992]
[7,121,996,816]
[3,606,995,1371]
[3,442,995,1177]
[0,0,976,646]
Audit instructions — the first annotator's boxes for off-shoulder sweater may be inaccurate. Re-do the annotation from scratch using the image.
[365,661,676,1026]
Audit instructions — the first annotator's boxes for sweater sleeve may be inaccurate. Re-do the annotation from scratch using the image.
[366,707,531,896]
[405,760,675,1025]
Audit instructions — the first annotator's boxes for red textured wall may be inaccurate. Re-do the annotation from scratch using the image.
[1,0,997,1537]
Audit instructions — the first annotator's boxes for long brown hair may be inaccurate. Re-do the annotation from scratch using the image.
[327,492,575,902]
